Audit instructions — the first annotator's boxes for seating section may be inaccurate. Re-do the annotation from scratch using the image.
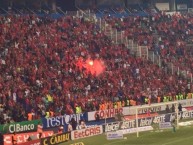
[0,12,192,124]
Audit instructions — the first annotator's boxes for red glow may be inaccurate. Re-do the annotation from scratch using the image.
[88,61,94,66]
[77,58,105,76]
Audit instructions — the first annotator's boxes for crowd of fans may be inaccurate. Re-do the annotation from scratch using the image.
[105,12,193,78]
[0,13,192,124]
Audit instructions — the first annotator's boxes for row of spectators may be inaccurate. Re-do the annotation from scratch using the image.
[105,12,193,78]
[0,14,192,124]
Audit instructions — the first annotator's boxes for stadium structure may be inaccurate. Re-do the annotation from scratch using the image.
[1,0,193,145]
[0,0,193,16]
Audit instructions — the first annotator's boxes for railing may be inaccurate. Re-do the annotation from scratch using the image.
[94,16,192,83]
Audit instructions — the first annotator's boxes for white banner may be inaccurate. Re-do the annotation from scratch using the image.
[177,4,187,10]
[159,122,172,129]
[87,99,193,121]
[71,126,103,140]
[116,126,153,135]
[106,132,123,140]
[87,108,123,121]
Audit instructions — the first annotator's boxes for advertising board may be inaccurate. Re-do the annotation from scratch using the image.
[116,126,153,134]
[4,131,53,145]
[87,108,123,121]
[42,113,85,129]
[18,139,40,145]
[41,132,71,145]
[0,120,40,134]
[71,125,103,140]
[159,122,172,129]
[106,132,123,140]
[103,110,193,132]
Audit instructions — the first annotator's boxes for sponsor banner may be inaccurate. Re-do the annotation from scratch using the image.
[179,110,193,119]
[42,113,85,129]
[177,4,187,10]
[178,121,193,126]
[86,118,115,128]
[19,139,40,145]
[104,115,169,132]
[104,111,190,132]
[71,125,103,140]
[116,126,153,135]
[87,99,193,121]
[41,132,71,145]
[122,99,193,116]
[159,122,172,129]
[103,110,193,132]
[178,99,193,107]
[106,132,123,140]
[0,120,40,134]
[87,108,123,121]
[104,120,136,132]
[4,131,53,145]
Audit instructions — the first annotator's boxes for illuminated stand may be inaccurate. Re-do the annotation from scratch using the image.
[135,101,179,137]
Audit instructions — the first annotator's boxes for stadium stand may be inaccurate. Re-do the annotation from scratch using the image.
[0,0,192,125]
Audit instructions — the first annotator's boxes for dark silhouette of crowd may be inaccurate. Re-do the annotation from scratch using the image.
[0,13,192,124]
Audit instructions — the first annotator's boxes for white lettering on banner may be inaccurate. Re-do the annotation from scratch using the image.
[153,115,166,124]
[46,114,83,128]
[88,108,123,121]
[106,132,123,140]
[122,120,135,129]
[139,118,152,127]
[87,99,193,121]
[116,126,153,135]
[9,124,35,133]
[71,126,103,140]
[181,110,193,119]
[105,120,136,132]
[105,123,119,132]
[159,122,172,129]
[4,131,53,145]
[138,107,161,114]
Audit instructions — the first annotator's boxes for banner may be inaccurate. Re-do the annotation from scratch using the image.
[87,99,193,121]
[42,113,85,129]
[0,120,41,134]
[71,125,103,140]
[116,126,153,135]
[177,4,187,10]
[159,122,172,129]
[86,118,115,128]
[103,110,193,133]
[4,131,53,145]
[19,139,40,145]
[41,132,71,145]
[87,108,123,121]
[106,132,123,140]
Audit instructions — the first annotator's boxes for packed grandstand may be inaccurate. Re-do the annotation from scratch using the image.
[0,0,193,145]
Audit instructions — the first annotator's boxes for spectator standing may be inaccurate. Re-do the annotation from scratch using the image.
[71,118,77,130]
